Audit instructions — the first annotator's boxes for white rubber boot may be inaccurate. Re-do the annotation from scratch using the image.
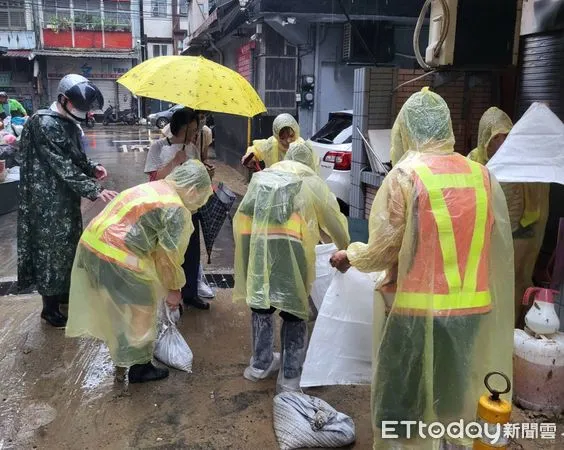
[243,312,281,381]
[197,265,215,299]
[276,320,308,393]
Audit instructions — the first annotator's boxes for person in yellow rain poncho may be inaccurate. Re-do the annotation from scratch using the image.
[241,113,303,168]
[469,107,550,326]
[66,161,212,384]
[233,142,349,392]
[330,88,514,449]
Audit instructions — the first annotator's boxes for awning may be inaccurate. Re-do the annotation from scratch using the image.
[192,9,219,41]
[1,50,34,60]
[32,49,137,59]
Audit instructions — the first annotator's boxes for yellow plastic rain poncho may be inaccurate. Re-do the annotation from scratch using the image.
[346,88,514,449]
[285,140,321,174]
[66,161,213,367]
[469,107,550,322]
[244,113,304,168]
[233,157,349,320]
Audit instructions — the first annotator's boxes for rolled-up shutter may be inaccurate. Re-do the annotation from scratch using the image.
[517,31,564,121]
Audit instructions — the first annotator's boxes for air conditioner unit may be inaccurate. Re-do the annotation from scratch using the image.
[342,21,395,64]
[424,0,517,68]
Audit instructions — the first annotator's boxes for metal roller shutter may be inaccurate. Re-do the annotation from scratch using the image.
[47,78,116,114]
[517,30,564,121]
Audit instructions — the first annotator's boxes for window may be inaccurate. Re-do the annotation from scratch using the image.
[152,44,168,57]
[311,113,353,145]
[151,0,166,17]
[179,1,188,15]
[0,0,26,30]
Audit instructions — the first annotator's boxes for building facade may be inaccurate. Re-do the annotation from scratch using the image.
[0,0,39,112]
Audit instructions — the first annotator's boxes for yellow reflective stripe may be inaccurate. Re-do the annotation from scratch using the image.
[81,230,146,270]
[394,291,491,310]
[462,163,489,292]
[414,164,461,290]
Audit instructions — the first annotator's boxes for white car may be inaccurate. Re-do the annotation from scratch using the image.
[309,111,354,215]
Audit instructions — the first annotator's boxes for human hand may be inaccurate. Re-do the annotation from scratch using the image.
[165,290,182,311]
[97,189,118,203]
[94,165,108,180]
[241,152,256,168]
[330,250,351,273]
[205,163,215,179]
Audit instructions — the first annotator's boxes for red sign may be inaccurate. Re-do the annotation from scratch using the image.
[237,42,255,82]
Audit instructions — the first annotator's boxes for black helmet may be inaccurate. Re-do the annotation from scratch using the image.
[57,74,104,121]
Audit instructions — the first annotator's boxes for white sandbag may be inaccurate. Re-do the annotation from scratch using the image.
[154,306,193,372]
[487,102,564,184]
[310,243,337,310]
[301,269,377,387]
[273,392,356,450]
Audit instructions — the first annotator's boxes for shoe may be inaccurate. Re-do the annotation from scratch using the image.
[128,362,169,383]
[183,296,210,310]
[243,312,280,381]
[198,266,215,299]
[244,353,281,381]
[276,320,308,394]
[41,295,67,328]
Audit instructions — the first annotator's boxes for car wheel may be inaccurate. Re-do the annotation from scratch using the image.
[156,117,168,129]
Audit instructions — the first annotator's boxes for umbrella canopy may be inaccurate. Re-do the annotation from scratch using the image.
[117,56,266,118]
[487,102,564,185]
[199,182,237,263]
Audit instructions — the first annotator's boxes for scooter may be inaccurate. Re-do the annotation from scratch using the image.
[102,105,139,126]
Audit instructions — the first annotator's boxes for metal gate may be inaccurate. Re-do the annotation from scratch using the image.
[517,30,564,120]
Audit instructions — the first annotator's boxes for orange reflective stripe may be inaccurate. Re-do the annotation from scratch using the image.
[238,213,303,239]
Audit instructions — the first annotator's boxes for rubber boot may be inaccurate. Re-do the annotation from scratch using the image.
[128,362,169,383]
[58,293,69,317]
[276,320,308,393]
[40,295,67,328]
[243,312,280,381]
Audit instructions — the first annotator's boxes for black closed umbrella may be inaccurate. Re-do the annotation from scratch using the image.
[199,182,237,263]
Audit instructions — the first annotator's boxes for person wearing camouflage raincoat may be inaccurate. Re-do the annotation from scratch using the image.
[17,74,117,328]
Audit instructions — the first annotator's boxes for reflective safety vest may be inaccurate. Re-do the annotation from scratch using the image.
[80,182,185,272]
[394,154,494,316]
[238,212,304,243]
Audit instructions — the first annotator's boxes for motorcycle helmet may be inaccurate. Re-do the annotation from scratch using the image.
[57,74,104,122]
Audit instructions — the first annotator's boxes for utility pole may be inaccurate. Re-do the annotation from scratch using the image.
[139,0,147,117]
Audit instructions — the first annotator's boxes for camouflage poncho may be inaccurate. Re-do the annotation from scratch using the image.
[17,109,101,295]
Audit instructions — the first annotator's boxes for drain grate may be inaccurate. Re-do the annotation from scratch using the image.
[0,273,235,297]
[205,273,234,289]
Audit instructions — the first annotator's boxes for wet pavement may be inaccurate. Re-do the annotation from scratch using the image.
[0,125,248,283]
[2,126,563,449]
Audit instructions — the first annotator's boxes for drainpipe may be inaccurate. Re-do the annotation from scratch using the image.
[207,33,223,64]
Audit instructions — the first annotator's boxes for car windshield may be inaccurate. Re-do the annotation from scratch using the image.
[311,114,353,144]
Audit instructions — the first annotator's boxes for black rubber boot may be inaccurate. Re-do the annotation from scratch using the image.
[128,362,169,383]
[58,293,69,305]
[41,295,67,328]
[183,296,210,310]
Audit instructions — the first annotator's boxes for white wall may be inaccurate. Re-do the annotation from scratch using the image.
[187,0,208,40]
[144,0,172,39]
[313,24,355,133]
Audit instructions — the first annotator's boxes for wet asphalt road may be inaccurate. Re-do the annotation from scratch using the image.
[0,124,248,281]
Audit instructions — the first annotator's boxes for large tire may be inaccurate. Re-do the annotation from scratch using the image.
[156,117,168,129]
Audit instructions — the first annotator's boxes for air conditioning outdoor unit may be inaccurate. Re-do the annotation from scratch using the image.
[342,21,395,64]
[422,0,517,69]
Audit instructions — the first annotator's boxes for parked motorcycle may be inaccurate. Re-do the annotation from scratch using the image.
[102,105,139,126]
[85,111,96,128]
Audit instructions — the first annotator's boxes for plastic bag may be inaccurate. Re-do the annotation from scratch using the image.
[310,244,337,310]
[301,269,378,387]
[273,392,356,450]
[154,305,193,372]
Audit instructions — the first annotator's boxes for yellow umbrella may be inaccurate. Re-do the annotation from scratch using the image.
[117,55,267,117]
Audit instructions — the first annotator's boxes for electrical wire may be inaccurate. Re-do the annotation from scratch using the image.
[413,0,451,71]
